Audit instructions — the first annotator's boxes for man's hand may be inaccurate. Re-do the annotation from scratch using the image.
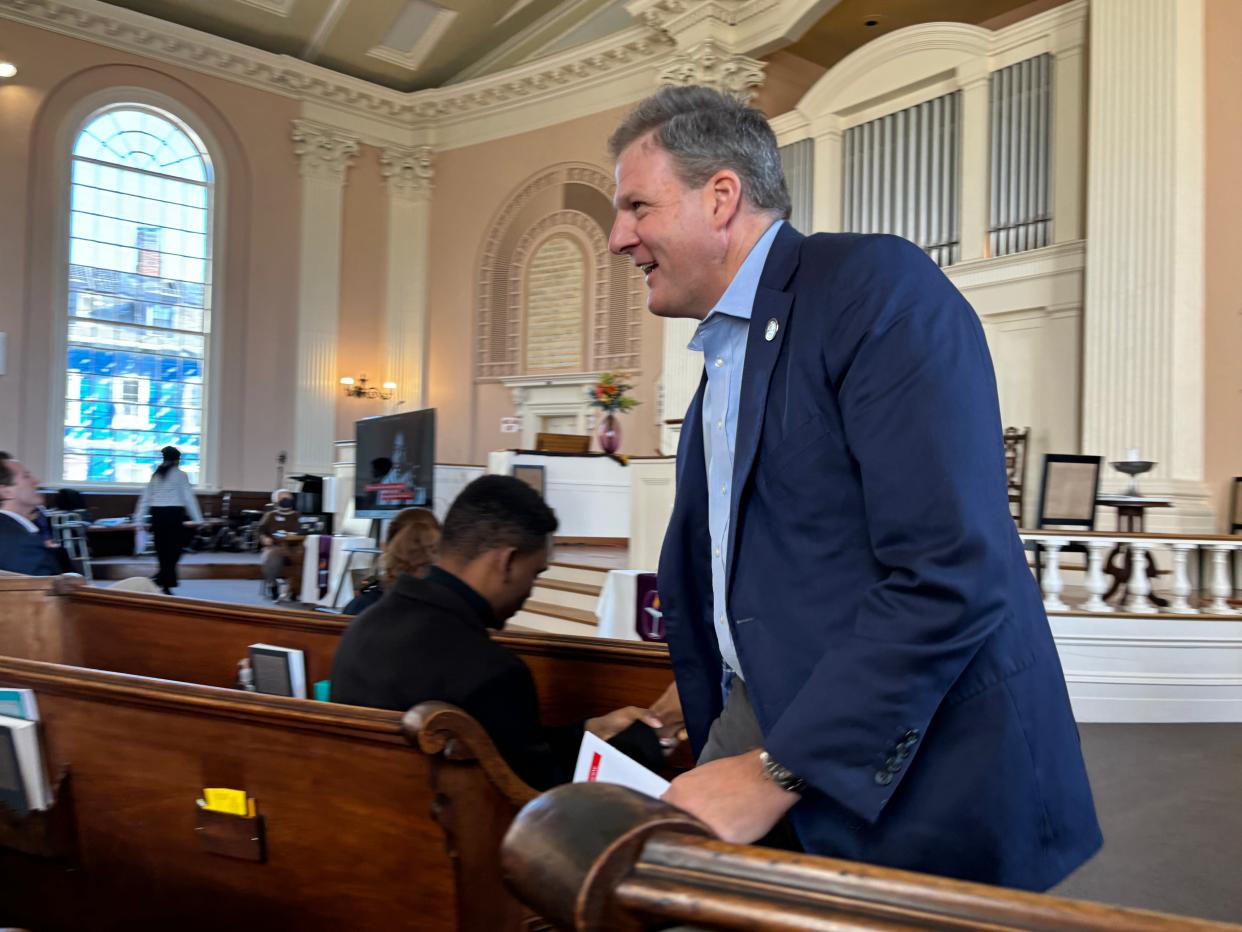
[649,681,688,753]
[661,749,799,844]
[585,706,663,742]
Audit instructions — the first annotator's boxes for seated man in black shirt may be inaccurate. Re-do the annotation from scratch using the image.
[331,474,662,789]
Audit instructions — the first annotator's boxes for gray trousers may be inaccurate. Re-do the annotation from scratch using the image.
[698,676,803,851]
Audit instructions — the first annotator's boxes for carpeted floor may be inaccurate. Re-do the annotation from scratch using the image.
[1054,723,1242,923]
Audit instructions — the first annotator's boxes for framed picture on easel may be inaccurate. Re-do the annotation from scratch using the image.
[512,464,546,500]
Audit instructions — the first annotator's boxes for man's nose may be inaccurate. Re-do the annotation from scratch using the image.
[608,213,636,256]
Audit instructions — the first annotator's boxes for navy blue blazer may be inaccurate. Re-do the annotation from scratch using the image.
[0,513,63,576]
[659,225,1101,891]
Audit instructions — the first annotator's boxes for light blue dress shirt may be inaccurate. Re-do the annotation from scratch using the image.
[686,219,782,679]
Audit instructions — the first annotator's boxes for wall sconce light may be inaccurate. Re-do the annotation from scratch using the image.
[340,375,396,400]
[0,62,17,79]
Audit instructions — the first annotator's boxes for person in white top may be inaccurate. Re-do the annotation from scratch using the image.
[133,446,202,594]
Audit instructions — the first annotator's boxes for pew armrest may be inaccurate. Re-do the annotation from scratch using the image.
[402,701,537,807]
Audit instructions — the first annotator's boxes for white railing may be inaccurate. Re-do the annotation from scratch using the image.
[1020,531,1242,616]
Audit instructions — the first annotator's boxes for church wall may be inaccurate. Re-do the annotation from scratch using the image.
[426,104,665,465]
[0,20,302,493]
[1203,0,1242,527]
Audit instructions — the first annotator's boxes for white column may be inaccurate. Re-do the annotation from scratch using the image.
[1081,0,1209,529]
[1083,539,1115,613]
[1041,539,1068,612]
[660,317,703,454]
[379,145,434,412]
[290,120,358,476]
[957,63,990,261]
[1051,20,1087,243]
[810,120,843,234]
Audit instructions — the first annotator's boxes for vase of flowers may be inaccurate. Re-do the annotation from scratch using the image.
[587,372,638,455]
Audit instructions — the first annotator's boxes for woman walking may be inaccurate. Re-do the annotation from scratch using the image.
[133,446,202,594]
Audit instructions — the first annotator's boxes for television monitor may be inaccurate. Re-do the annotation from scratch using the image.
[354,409,435,519]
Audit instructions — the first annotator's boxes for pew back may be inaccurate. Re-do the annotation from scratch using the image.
[0,656,532,932]
[0,584,673,721]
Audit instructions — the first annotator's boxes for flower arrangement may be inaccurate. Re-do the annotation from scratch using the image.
[587,372,640,414]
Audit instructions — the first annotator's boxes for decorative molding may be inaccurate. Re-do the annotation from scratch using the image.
[379,144,434,201]
[0,1,673,141]
[290,119,359,182]
[366,7,458,73]
[236,0,296,17]
[658,38,765,102]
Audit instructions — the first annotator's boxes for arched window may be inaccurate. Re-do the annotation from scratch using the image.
[62,105,214,484]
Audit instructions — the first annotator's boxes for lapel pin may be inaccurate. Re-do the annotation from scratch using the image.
[764,318,779,342]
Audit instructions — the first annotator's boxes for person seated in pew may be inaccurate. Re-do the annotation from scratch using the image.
[258,489,304,601]
[331,475,664,789]
[0,451,70,576]
[341,507,441,615]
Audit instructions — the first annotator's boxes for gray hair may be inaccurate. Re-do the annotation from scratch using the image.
[608,85,791,219]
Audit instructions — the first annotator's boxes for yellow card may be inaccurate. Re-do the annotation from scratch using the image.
[202,787,249,816]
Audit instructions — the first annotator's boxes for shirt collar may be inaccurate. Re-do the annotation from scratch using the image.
[0,510,39,534]
[687,219,783,351]
[424,565,499,630]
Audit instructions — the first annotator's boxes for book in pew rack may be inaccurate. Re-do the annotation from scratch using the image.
[248,644,308,699]
[0,688,40,722]
[0,714,52,814]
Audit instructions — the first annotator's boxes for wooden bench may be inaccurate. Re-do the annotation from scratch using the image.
[0,580,674,723]
[502,784,1241,931]
[0,655,538,931]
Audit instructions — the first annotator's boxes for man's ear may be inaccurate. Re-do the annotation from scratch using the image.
[497,546,519,583]
[707,169,743,228]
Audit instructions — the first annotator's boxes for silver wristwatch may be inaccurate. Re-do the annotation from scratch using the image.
[759,750,806,794]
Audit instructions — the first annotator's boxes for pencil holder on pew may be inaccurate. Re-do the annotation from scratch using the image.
[0,769,79,862]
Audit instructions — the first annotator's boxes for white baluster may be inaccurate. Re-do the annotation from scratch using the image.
[1041,539,1068,612]
[1204,545,1240,615]
[1082,540,1115,613]
[1123,542,1156,613]
[1167,543,1198,615]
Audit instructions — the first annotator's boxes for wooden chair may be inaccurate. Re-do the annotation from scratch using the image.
[1030,454,1102,582]
[535,433,590,454]
[1002,427,1029,526]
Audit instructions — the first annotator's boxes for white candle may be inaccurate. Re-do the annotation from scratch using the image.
[1126,448,1140,462]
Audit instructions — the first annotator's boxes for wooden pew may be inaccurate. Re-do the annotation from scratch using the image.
[0,655,538,932]
[501,784,1241,932]
[0,582,674,722]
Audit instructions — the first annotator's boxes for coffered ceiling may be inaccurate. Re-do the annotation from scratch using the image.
[96,0,1066,93]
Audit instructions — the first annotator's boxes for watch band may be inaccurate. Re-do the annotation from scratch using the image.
[759,750,806,794]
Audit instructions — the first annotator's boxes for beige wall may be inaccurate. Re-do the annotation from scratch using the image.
[426,104,664,464]
[1204,0,1242,527]
[0,20,302,492]
[336,144,390,439]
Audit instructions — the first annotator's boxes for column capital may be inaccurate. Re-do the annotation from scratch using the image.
[379,145,435,202]
[290,120,360,183]
[658,38,765,103]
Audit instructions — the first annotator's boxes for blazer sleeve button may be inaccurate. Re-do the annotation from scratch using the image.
[874,770,894,786]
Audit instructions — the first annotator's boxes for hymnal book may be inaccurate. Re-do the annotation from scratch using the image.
[0,688,40,722]
[248,644,307,699]
[573,730,670,799]
[0,714,51,814]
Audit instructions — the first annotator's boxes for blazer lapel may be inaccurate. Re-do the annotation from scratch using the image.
[726,224,802,589]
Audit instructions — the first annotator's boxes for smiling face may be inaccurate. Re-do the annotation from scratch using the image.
[609,134,734,320]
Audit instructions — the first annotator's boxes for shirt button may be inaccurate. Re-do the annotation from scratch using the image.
[714,357,724,368]
[714,547,721,558]
[719,613,726,625]
[716,419,724,430]
[721,484,728,494]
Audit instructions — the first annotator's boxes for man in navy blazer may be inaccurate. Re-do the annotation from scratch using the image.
[607,87,1100,891]
[0,453,64,576]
